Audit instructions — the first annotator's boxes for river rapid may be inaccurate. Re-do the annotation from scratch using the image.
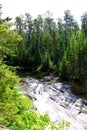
[19,75,87,130]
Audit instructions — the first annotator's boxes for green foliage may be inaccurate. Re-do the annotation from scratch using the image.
[0,20,22,64]
[0,63,31,125]
[47,120,70,130]
[11,112,50,130]
[59,51,70,80]
[81,11,87,37]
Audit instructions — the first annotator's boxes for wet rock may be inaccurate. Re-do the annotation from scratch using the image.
[35,84,43,94]
[82,106,87,113]
[65,97,72,103]
[43,75,55,81]
[20,76,87,130]
[60,102,68,108]
[64,84,71,89]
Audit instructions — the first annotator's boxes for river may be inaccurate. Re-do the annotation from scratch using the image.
[19,75,87,130]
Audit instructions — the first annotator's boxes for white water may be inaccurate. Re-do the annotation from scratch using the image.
[20,76,87,130]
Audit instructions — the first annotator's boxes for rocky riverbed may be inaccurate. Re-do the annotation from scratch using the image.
[19,75,87,130]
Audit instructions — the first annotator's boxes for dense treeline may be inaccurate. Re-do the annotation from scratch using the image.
[12,10,87,84]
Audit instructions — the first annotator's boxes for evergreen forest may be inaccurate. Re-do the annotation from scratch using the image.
[13,10,87,84]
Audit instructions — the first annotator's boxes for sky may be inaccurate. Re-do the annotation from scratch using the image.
[0,0,87,24]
